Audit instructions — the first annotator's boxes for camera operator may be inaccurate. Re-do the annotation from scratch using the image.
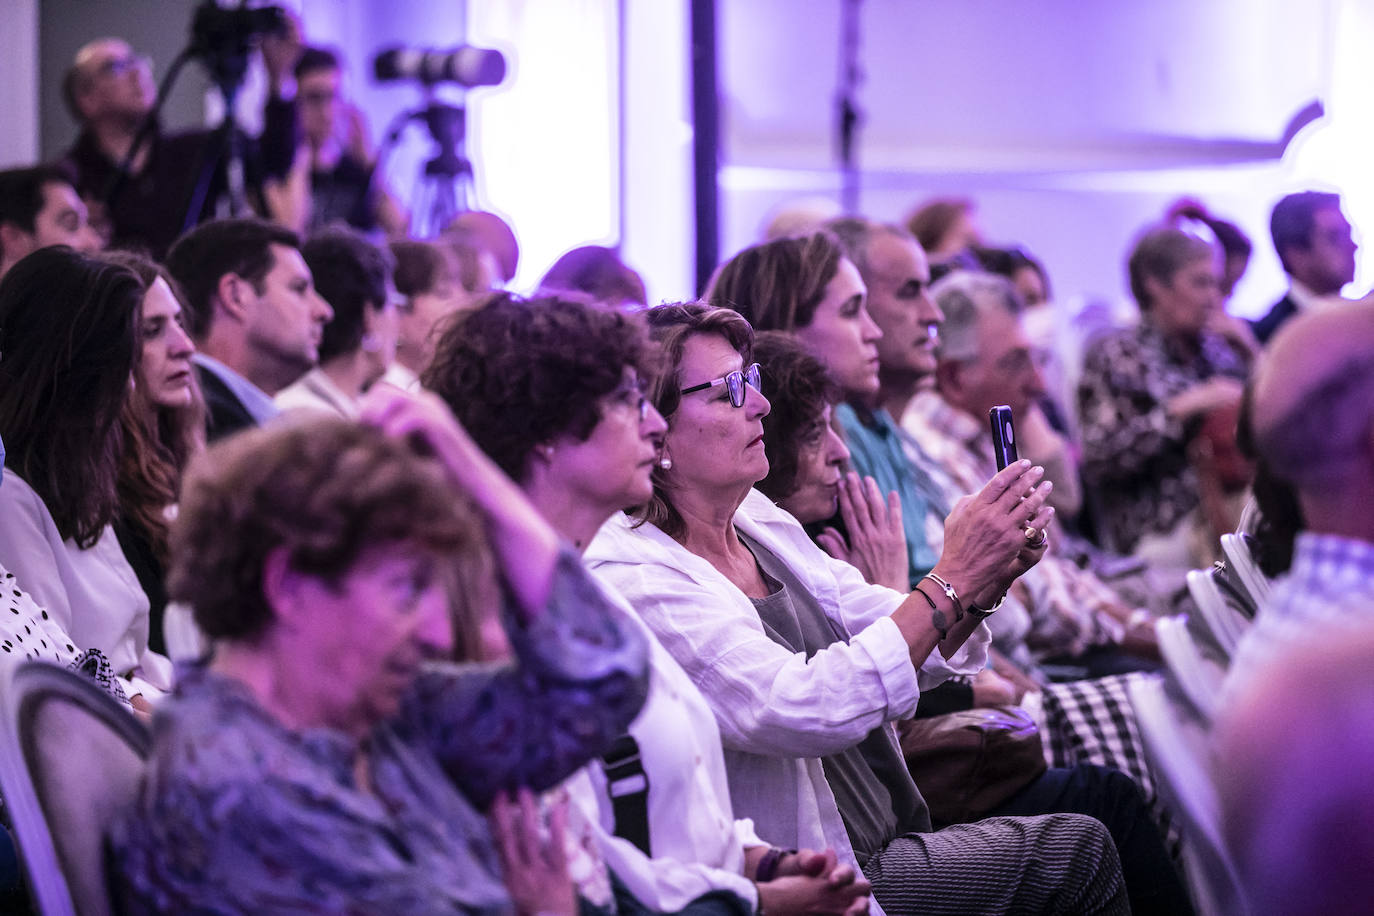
[265,46,408,238]
[59,32,298,258]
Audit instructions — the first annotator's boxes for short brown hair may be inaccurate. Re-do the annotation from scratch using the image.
[704,231,844,332]
[634,302,755,539]
[170,417,482,643]
[424,292,654,482]
[753,332,841,502]
[1127,225,1215,311]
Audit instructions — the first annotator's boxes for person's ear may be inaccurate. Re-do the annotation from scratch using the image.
[0,223,35,262]
[934,358,963,398]
[261,546,313,631]
[1142,273,1169,306]
[216,272,252,323]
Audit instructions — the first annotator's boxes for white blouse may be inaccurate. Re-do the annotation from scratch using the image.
[586,488,989,869]
[0,473,172,699]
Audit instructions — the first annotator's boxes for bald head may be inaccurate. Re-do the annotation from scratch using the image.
[63,38,153,125]
[1215,621,1374,915]
[1250,304,1374,510]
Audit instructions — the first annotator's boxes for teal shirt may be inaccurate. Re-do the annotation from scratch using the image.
[835,403,942,588]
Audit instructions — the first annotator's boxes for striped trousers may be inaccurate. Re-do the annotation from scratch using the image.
[861,812,1129,915]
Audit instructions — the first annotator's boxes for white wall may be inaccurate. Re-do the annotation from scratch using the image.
[717,0,1372,320]
[0,0,39,168]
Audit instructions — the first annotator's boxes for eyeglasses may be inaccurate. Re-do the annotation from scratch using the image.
[611,378,652,422]
[679,362,762,409]
[97,53,150,79]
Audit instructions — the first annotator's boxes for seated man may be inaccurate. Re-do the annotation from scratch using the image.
[1222,301,1374,700]
[166,218,333,440]
[0,165,101,278]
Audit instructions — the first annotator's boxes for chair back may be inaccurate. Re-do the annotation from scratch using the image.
[1220,533,1273,611]
[0,661,151,916]
[1154,614,1226,723]
[1186,567,1253,656]
[1128,675,1248,916]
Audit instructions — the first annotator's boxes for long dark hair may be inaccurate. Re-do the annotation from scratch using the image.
[102,250,207,564]
[0,247,142,547]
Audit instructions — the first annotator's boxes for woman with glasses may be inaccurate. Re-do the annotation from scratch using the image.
[425,292,872,916]
[587,302,1129,915]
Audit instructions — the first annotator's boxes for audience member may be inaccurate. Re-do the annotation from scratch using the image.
[587,303,1132,915]
[1165,198,1253,299]
[276,226,397,417]
[444,210,520,285]
[710,230,1186,881]
[705,231,941,589]
[1251,190,1359,344]
[1222,301,1374,698]
[751,329,1188,915]
[904,197,982,275]
[538,245,647,309]
[102,251,204,657]
[0,165,101,278]
[907,270,1157,669]
[1077,225,1251,575]
[427,294,870,916]
[1214,623,1374,916]
[385,239,474,389]
[0,247,172,706]
[59,38,296,257]
[108,394,651,913]
[166,218,332,440]
[274,46,407,236]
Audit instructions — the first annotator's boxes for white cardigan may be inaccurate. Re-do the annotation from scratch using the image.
[586,488,989,867]
[0,473,172,699]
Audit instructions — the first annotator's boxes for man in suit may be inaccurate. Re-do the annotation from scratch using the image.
[1251,190,1358,345]
[166,218,333,441]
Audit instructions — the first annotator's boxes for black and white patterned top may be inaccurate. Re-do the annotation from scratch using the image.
[1077,321,1249,552]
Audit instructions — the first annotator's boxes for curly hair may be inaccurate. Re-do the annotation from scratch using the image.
[423,292,655,482]
[753,332,841,502]
[0,246,141,547]
[170,417,483,645]
[633,302,756,540]
[704,231,844,332]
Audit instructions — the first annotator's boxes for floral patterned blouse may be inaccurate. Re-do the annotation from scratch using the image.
[107,550,649,915]
[1077,321,1249,552]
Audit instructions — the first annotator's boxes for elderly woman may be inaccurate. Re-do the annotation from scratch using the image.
[425,292,870,916]
[1078,225,1253,564]
[587,303,1128,915]
[107,392,650,914]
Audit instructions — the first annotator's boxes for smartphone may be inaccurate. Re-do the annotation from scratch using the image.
[989,405,1018,471]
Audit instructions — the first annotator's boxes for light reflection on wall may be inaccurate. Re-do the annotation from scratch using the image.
[1283,0,1374,297]
[466,0,619,293]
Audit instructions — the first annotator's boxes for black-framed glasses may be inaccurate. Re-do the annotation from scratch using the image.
[679,362,762,409]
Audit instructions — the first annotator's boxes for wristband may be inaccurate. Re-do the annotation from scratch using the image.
[968,593,1006,619]
[755,846,795,882]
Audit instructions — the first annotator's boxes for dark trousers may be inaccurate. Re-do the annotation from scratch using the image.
[988,763,1195,916]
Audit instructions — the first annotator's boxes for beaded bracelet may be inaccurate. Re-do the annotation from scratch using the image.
[755,846,796,882]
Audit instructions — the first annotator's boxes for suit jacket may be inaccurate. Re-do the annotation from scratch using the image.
[1250,292,1299,345]
[195,364,257,443]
